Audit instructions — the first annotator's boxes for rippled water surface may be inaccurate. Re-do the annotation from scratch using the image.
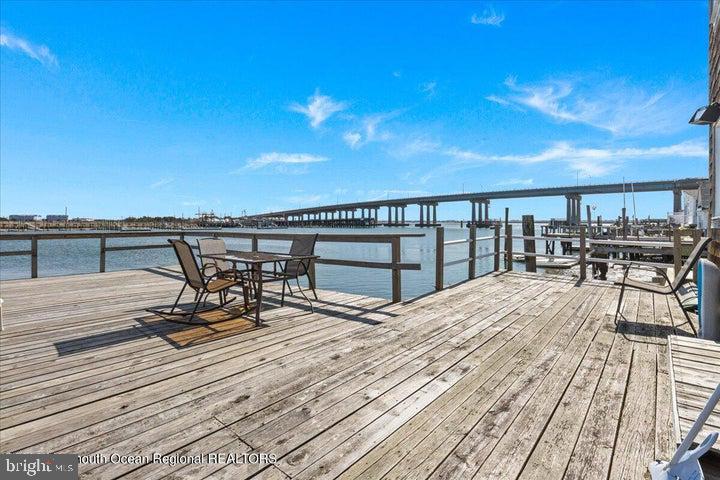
[0,225,541,300]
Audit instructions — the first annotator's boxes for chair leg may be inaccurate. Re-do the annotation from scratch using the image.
[296,276,314,312]
[672,288,698,336]
[286,280,294,295]
[188,292,203,323]
[614,282,626,326]
[170,282,188,314]
[240,283,249,309]
[281,279,287,306]
[307,273,318,300]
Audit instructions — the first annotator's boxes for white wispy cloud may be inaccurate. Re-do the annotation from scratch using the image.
[286,193,325,205]
[367,189,429,201]
[289,90,348,128]
[391,138,441,158]
[392,70,402,78]
[342,132,362,149]
[471,7,505,27]
[242,152,328,170]
[342,111,400,149]
[442,139,706,177]
[0,29,58,67]
[488,76,694,136]
[150,178,174,189]
[496,178,534,186]
[485,94,512,106]
[420,81,437,98]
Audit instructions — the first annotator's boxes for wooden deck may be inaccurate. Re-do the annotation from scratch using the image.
[0,267,718,479]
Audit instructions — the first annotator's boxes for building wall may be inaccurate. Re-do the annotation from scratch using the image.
[711,0,719,223]
[711,0,720,267]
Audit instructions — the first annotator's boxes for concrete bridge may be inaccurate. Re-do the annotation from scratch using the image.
[256,177,707,227]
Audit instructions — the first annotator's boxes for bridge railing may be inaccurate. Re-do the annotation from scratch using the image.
[0,231,425,302]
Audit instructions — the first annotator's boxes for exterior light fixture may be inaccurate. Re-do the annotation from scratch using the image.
[689,102,720,125]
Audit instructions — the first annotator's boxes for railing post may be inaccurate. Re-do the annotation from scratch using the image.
[252,234,259,252]
[468,225,476,280]
[673,229,682,276]
[99,235,106,273]
[505,224,513,272]
[435,227,444,291]
[579,226,587,280]
[31,236,38,278]
[308,259,317,290]
[522,215,536,273]
[493,225,500,271]
[391,238,402,302]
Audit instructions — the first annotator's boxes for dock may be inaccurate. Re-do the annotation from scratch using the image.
[1,267,718,479]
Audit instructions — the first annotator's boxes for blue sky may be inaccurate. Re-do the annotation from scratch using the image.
[0,1,712,220]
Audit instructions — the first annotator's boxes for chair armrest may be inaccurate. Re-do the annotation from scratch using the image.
[201,263,216,277]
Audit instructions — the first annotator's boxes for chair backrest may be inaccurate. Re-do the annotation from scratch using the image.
[285,234,319,277]
[197,238,231,276]
[672,237,712,290]
[168,239,205,290]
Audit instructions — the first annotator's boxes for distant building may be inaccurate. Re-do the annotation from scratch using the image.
[9,214,42,221]
[45,214,69,222]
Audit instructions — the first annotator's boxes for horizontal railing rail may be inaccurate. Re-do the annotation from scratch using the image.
[435,225,501,290]
[0,230,425,302]
[506,226,704,279]
[431,221,704,287]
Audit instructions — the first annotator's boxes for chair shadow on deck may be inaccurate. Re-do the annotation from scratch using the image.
[614,318,696,344]
[53,286,394,355]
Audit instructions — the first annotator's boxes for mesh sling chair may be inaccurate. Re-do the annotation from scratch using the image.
[198,237,255,298]
[265,234,319,309]
[197,238,235,278]
[614,237,711,335]
[147,239,250,324]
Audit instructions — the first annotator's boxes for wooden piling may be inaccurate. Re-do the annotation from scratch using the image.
[621,207,628,241]
[586,205,592,234]
[505,224,513,272]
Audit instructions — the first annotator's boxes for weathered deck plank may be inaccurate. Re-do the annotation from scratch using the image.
[0,267,717,479]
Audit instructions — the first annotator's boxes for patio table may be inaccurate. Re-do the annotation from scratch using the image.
[199,251,318,327]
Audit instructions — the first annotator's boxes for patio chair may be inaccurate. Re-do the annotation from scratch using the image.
[265,234,319,308]
[614,237,711,335]
[147,239,250,324]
